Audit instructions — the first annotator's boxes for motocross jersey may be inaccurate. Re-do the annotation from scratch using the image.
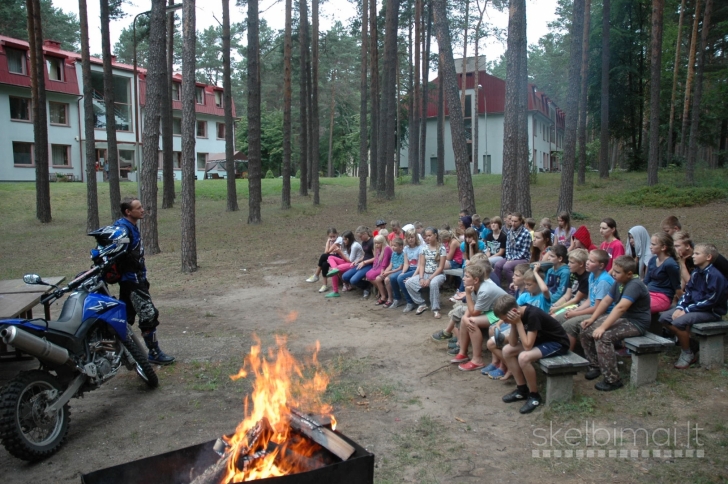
[114,217,147,283]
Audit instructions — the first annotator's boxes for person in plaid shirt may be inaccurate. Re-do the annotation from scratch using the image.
[494,212,533,293]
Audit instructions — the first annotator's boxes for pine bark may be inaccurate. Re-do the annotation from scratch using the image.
[411,0,421,184]
[223,0,238,211]
[162,0,175,209]
[282,0,292,209]
[180,0,197,271]
[647,0,664,186]
[666,0,686,161]
[27,0,51,223]
[311,0,320,204]
[298,0,309,196]
[678,0,701,157]
[327,79,336,177]
[598,0,610,178]
[472,0,486,175]
[378,0,399,199]
[247,0,263,222]
[436,53,444,185]
[100,0,122,220]
[432,0,476,214]
[460,0,469,116]
[512,0,531,217]
[358,0,368,213]
[419,2,432,179]
[369,0,379,190]
[79,0,98,231]
[577,0,591,185]
[685,0,712,184]
[557,0,585,215]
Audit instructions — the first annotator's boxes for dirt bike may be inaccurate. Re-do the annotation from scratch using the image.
[0,256,157,461]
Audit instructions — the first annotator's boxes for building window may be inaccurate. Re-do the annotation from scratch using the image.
[195,86,204,105]
[172,82,180,101]
[6,47,27,74]
[196,120,207,138]
[174,151,182,169]
[9,97,31,121]
[49,102,68,125]
[13,142,33,166]
[46,57,64,81]
[197,152,207,170]
[90,71,131,131]
[217,122,225,139]
[51,144,70,166]
[119,150,135,172]
[215,91,222,107]
[173,117,182,135]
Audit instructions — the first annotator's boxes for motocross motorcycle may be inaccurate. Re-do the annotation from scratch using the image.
[0,229,157,461]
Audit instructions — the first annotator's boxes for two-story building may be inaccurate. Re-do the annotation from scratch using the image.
[400,56,565,175]
[0,35,234,183]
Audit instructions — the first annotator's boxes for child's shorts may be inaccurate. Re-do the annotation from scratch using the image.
[535,341,568,358]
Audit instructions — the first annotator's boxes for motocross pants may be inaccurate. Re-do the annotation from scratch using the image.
[119,280,160,333]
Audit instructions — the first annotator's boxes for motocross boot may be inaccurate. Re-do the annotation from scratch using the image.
[143,330,176,365]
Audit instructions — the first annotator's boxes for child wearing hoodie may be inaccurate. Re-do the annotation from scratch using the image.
[624,226,653,279]
[570,225,597,252]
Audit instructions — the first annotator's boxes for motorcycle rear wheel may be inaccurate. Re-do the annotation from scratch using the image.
[122,335,159,388]
[0,370,70,461]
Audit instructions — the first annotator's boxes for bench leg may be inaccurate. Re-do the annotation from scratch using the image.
[630,353,659,387]
[545,374,575,405]
[697,335,724,370]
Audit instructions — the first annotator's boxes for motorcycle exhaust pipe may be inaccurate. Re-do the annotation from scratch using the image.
[1,326,74,367]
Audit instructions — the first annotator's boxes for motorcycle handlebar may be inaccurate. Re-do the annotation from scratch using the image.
[39,253,124,305]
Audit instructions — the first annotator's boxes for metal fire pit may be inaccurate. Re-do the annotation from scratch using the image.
[80,429,374,484]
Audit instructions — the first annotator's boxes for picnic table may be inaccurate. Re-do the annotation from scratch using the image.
[0,276,66,359]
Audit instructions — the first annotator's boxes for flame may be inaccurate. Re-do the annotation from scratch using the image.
[220,336,334,482]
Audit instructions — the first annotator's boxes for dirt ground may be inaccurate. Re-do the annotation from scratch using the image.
[1,173,727,483]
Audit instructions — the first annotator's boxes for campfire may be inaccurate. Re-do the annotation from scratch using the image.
[189,337,355,484]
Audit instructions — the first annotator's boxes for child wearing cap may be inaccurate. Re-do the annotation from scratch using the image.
[373,219,387,237]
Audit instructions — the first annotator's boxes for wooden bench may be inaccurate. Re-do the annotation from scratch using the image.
[691,321,728,369]
[443,268,462,278]
[623,332,675,387]
[537,351,589,405]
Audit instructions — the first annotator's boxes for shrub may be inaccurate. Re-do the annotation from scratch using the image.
[295,169,301,179]
[265,169,274,179]
[607,185,727,208]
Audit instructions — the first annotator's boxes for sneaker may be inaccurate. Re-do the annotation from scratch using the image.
[674,351,697,369]
[448,340,459,349]
[480,363,498,375]
[148,348,176,365]
[448,336,458,344]
[450,354,469,364]
[402,303,415,313]
[502,389,528,403]
[325,292,340,298]
[362,290,370,299]
[447,345,461,355]
[519,395,542,414]
[326,268,340,277]
[389,299,401,309]
[306,275,319,283]
[595,379,624,392]
[487,367,506,380]
[431,329,453,342]
[318,285,328,293]
[584,367,601,380]
[493,326,506,349]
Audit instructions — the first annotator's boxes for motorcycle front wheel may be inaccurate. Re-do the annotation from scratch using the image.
[122,335,159,388]
[0,370,70,461]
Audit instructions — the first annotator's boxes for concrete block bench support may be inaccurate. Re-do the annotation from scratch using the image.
[538,351,589,405]
[623,332,674,387]
[691,322,728,369]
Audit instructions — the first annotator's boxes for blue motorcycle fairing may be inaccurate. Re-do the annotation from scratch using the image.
[83,293,128,340]
[0,318,50,332]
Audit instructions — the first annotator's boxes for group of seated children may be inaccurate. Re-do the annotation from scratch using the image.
[424,215,727,414]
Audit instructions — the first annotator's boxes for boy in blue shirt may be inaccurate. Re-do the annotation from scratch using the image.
[471,214,491,241]
[660,243,728,369]
[534,245,570,306]
[518,269,550,312]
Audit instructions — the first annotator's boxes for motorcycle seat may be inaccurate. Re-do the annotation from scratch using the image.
[48,292,87,335]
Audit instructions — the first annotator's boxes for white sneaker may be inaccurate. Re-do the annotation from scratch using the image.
[402,303,415,313]
[318,285,328,293]
[362,290,370,299]
[306,275,319,283]
[389,299,401,309]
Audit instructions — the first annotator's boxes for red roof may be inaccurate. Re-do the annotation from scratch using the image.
[425,70,565,129]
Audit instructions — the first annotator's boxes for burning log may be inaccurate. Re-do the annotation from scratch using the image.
[287,410,355,461]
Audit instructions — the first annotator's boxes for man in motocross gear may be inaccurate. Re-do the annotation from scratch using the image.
[116,197,175,365]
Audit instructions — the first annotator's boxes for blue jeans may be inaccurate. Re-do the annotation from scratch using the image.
[343,264,372,289]
[396,267,416,303]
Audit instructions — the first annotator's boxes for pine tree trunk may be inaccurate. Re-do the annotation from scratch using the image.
[513,0,531,217]
[358,0,369,212]
[647,0,664,186]
[223,0,238,211]
[27,0,51,223]
[311,0,320,204]
[369,0,379,190]
[557,0,584,215]
[667,0,686,161]
[162,0,175,209]
[140,0,166,256]
[282,0,292,209]
[432,0,476,214]
[306,28,314,192]
[678,0,701,157]
[419,1,432,179]
[460,0,469,116]
[79,0,98,231]
[100,0,122,220]
[685,0,712,184]
[298,0,309,196]
[378,0,398,199]
[436,54,444,185]
[385,0,399,200]
[327,73,336,178]
[577,0,591,185]
[247,0,263,222]
[598,0,610,178]
[411,0,421,184]
[180,0,197,271]
[473,0,485,176]
[501,0,523,214]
